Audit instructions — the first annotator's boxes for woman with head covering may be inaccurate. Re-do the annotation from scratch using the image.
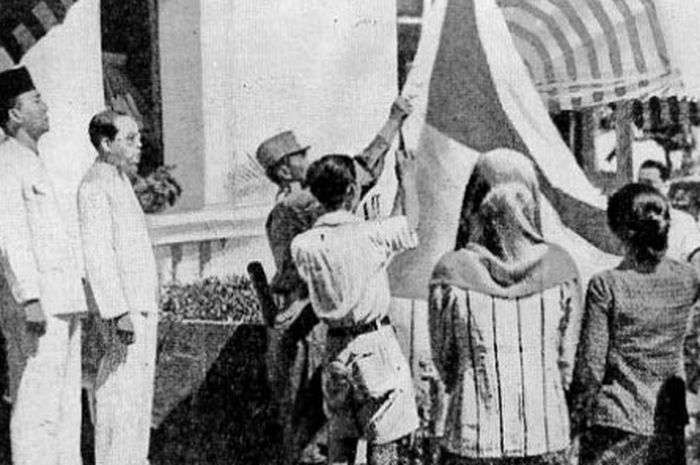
[454,148,542,251]
[429,150,583,465]
[570,183,700,465]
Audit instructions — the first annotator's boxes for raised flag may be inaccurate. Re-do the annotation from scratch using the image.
[388,0,619,307]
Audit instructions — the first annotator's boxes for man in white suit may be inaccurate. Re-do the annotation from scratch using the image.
[0,66,86,465]
[78,110,159,465]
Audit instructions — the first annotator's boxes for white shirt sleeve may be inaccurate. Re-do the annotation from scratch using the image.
[369,215,419,262]
[78,183,130,319]
[0,171,40,304]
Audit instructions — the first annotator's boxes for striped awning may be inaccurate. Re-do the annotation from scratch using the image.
[497,0,682,112]
[0,0,77,70]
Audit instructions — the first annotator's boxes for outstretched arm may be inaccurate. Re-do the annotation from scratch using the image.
[355,96,413,197]
[391,149,419,231]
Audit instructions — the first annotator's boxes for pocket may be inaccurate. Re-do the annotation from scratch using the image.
[23,181,48,200]
[350,349,397,400]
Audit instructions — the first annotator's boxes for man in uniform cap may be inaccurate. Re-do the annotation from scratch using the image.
[0,66,86,465]
[258,95,412,464]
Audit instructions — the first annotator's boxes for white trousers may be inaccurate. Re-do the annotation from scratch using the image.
[94,313,157,465]
[2,311,83,465]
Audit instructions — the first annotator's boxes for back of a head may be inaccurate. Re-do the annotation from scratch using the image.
[88,110,125,151]
[456,148,542,249]
[305,154,356,211]
[608,183,670,264]
[477,182,544,255]
[477,148,539,189]
[639,159,669,182]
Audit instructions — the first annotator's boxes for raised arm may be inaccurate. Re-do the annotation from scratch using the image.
[354,96,413,196]
[391,149,419,231]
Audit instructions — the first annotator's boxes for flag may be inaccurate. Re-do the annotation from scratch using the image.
[388,0,620,303]
[497,0,681,111]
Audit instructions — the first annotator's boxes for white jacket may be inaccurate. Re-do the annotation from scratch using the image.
[78,161,158,319]
[0,137,86,316]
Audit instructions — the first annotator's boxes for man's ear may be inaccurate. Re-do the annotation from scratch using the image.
[346,182,357,198]
[99,137,112,154]
[276,164,293,182]
[7,106,22,126]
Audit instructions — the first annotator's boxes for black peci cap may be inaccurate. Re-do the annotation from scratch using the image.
[0,66,35,103]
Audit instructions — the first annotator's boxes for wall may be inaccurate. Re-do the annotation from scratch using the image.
[158,0,206,211]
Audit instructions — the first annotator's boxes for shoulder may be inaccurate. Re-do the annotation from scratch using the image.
[544,242,576,268]
[662,257,698,285]
[268,191,322,225]
[541,242,580,283]
[586,269,615,297]
[431,248,482,286]
[290,228,320,256]
[0,141,24,179]
[78,169,109,202]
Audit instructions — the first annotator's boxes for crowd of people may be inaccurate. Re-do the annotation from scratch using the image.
[1,61,700,465]
[258,100,700,465]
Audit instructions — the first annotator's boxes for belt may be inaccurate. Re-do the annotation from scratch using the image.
[327,316,391,339]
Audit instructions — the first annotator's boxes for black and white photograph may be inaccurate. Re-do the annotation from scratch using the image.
[1,0,700,464]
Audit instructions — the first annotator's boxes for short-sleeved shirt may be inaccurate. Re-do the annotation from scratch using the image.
[291,211,418,326]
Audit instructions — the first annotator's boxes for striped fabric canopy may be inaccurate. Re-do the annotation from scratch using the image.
[497,0,681,112]
[0,0,77,70]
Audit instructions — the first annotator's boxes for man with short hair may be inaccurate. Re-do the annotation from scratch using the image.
[0,66,86,465]
[638,159,700,266]
[78,110,159,465]
[291,150,420,465]
[258,96,412,464]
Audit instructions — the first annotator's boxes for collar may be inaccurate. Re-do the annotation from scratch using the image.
[95,153,130,179]
[314,209,361,227]
[6,136,38,159]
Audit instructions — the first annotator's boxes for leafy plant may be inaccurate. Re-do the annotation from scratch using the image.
[129,165,183,214]
[160,275,263,324]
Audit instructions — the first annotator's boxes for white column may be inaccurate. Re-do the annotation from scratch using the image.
[159,0,206,211]
[200,0,237,206]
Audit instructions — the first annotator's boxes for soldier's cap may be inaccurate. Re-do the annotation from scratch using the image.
[256,130,310,171]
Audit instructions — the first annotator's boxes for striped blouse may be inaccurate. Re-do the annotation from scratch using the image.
[429,280,582,458]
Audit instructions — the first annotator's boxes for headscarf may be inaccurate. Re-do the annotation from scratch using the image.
[454,148,542,250]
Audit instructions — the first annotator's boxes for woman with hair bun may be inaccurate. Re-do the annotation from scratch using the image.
[570,183,700,465]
